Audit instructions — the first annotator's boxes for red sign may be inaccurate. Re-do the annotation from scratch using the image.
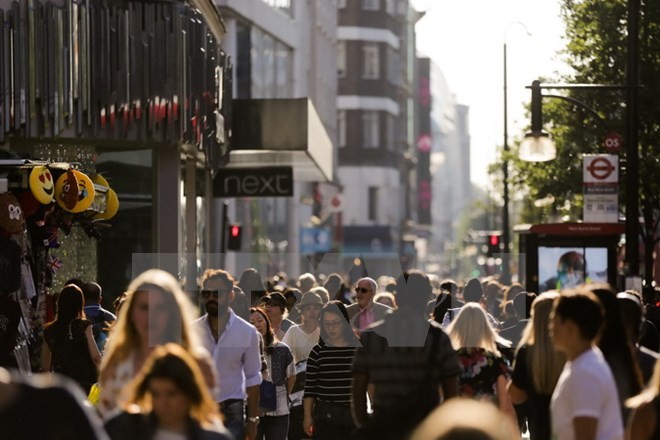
[603,132,623,152]
[587,156,616,180]
[417,134,432,152]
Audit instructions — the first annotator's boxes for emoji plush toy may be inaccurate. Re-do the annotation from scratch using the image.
[69,170,95,214]
[55,170,96,213]
[29,166,55,204]
[0,192,25,234]
[55,170,79,212]
[92,174,119,220]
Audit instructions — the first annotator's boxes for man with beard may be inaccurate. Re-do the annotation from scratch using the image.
[195,269,262,440]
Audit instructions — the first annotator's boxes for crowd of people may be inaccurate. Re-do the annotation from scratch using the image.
[3,265,660,440]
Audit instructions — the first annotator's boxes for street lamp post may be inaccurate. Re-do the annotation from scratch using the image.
[502,22,530,284]
[521,0,641,283]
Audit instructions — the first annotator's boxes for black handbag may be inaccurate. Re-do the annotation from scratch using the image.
[314,400,354,427]
[259,380,277,411]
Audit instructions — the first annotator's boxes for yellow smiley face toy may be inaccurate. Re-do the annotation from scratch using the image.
[69,170,95,214]
[29,166,55,204]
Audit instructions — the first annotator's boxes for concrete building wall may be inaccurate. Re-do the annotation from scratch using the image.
[215,0,337,277]
[336,0,412,255]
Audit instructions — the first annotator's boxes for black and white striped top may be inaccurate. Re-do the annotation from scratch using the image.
[303,343,356,405]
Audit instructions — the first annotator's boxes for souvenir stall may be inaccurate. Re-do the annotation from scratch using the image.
[0,0,228,374]
[0,159,118,373]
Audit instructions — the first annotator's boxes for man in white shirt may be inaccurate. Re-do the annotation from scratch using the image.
[550,288,623,440]
[195,269,262,440]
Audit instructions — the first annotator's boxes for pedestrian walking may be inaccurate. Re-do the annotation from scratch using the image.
[303,301,358,439]
[104,343,230,440]
[41,284,101,395]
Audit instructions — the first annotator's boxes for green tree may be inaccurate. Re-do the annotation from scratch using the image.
[507,0,660,288]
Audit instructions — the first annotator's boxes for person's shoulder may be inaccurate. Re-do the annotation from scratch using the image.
[104,411,149,437]
[198,425,233,440]
[100,308,117,321]
[193,314,207,325]
[287,324,304,335]
[374,302,392,311]
[571,349,612,379]
[191,420,233,440]
[273,340,293,353]
[74,318,92,331]
[232,313,255,329]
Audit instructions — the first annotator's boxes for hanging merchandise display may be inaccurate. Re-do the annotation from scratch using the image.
[0,159,119,374]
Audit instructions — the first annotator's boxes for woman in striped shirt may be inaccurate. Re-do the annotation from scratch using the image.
[303,301,359,440]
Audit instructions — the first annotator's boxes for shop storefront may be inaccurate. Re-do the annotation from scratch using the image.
[0,0,227,373]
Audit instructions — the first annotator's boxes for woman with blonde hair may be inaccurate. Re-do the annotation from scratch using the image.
[626,360,660,440]
[448,303,517,428]
[104,343,230,439]
[508,291,566,440]
[98,269,214,420]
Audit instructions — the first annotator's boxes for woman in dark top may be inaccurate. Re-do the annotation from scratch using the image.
[508,292,565,440]
[447,303,517,431]
[303,301,358,440]
[589,284,643,421]
[104,343,230,440]
[41,284,101,394]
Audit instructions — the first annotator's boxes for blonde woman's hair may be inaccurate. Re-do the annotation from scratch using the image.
[448,303,506,354]
[124,343,221,426]
[101,269,200,378]
[517,291,566,395]
[411,397,519,440]
[627,359,660,408]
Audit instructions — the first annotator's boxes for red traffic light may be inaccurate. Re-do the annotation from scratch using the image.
[227,224,242,251]
[489,234,500,246]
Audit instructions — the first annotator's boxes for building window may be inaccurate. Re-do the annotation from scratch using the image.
[385,0,395,14]
[361,0,380,10]
[337,41,346,77]
[261,0,293,17]
[362,43,380,79]
[338,110,346,148]
[368,187,378,221]
[386,114,395,150]
[386,47,399,84]
[362,111,380,148]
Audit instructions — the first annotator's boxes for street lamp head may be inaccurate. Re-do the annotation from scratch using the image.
[519,131,556,162]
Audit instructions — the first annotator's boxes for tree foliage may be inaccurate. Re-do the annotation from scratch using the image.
[506,0,660,283]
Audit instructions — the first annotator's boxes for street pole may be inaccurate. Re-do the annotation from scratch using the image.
[625,0,640,279]
[501,22,529,284]
[502,41,511,284]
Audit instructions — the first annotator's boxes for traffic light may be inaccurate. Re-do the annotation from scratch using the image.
[227,224,242,251]
[487,233,501,257]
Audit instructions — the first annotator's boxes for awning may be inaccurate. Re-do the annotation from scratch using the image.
[227,98,333,182]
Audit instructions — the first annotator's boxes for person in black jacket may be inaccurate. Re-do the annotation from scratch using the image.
[105,343,231,440]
